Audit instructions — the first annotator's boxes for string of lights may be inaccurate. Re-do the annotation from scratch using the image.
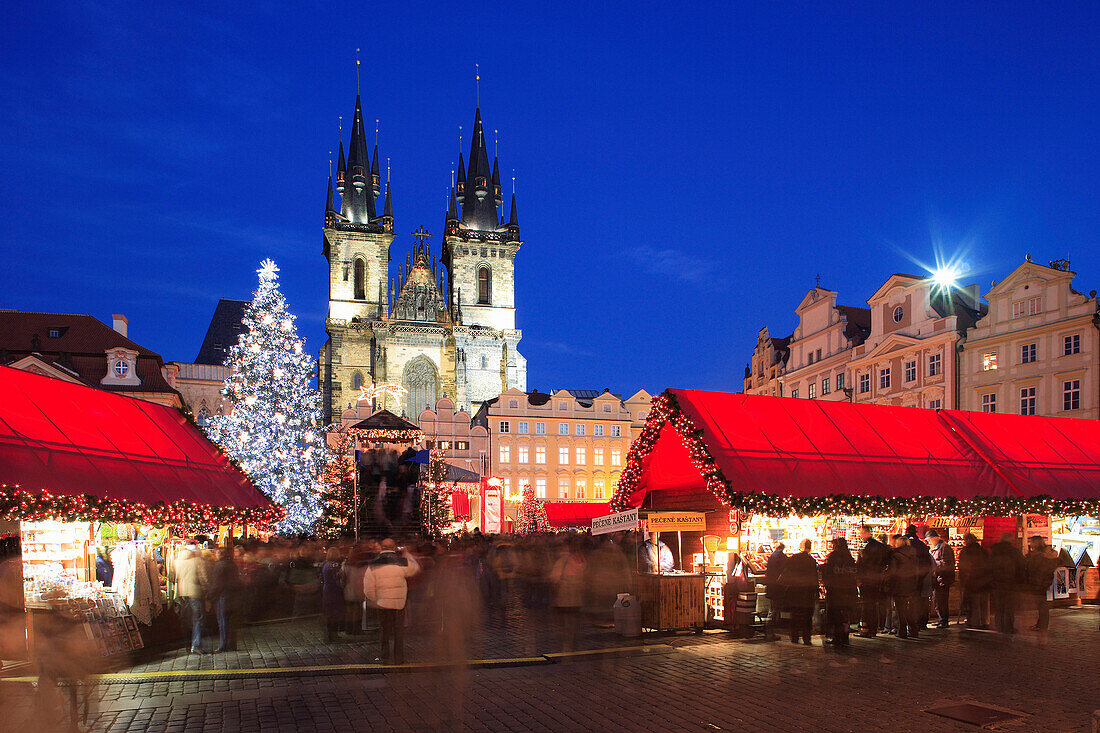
[610,390,1100,518]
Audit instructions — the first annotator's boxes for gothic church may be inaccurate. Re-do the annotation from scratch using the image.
[319,92,527,424]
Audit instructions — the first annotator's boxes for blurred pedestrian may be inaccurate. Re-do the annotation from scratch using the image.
[342,544,369,635]
[209,546,241,652]
[762,542,787,641]
[888,534,920,639]
[1024,535,1059,633]
[990,533,1024,633]
[170,540,208,653]
[321,547,346,642]
[956,533,991,629]
[906,525,934,630]
[856,526,888,638]
[363,539,421,664]
[778,539,818,646]
[926,530,955,628]
[550,537,586,652]
[823,538,858,647]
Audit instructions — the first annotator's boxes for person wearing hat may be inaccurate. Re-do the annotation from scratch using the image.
[926,530,955,628]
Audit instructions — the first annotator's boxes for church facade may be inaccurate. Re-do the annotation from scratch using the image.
[318,93,527,424]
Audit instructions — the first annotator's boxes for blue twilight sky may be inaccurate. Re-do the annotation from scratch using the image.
[1,2,1098,397]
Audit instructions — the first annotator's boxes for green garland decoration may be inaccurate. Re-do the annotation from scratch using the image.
[0,485,285,529]
[610,390,1100,518]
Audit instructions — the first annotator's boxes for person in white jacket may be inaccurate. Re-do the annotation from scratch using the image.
[363,539,420,664]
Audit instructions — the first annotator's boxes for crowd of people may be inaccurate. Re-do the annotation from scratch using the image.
[753,525,1072,647]
[153,525,1093,662]
[163,531,638,663]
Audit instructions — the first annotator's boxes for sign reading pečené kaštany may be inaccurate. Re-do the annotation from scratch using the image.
[646,512,706,531]
[591,509,639,536]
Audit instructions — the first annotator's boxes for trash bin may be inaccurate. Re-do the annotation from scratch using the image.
[613,593,642,637]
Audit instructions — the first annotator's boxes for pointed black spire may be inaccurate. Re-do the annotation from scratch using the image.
[459,108,501,230]
[371,144,381,198]
[336,142,346,194]
[382,181,393,219]
[455,152,466,197]
[447,187,458,220]
[491,157,502,207]
[508,192,518,227]
[340,94,378,223]
[326,175,335,214]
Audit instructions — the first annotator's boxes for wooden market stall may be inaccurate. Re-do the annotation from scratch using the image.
[610,389,1100,626]
[0,365,280,664]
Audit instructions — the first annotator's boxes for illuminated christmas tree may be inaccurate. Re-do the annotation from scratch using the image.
[418,448,451,539]
[317,429,357,538]
[206,259,325,533]
[514,482,549,534]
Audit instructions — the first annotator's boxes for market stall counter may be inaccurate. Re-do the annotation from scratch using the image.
[634,571,705,631]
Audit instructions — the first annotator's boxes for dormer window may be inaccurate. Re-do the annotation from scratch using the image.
[48,328,61,339]
[892,306,904,323]
[113,360,130,377]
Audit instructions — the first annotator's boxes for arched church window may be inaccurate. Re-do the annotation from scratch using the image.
[352,371,363,390]
[198,405,210,427]
[354,259,366,300]
[403,358,439,417]
[477,266,491,305]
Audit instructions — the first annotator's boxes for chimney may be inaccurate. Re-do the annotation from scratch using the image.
[112,314,128,338]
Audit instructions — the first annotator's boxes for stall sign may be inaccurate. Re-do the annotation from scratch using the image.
[647,512,706,532]
[483,490,501,534]
[591,509,639,536]
[1025,514,1051,545]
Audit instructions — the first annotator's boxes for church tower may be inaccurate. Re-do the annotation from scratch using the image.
[442,107,526,404]
[319,93,395,423]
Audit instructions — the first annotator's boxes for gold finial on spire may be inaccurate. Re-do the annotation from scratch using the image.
[475,63,480,107]
[329,151,332,178]
[512,169,516,195]
[451,164,455,187]
[494,129,498,157]
[386,157,391,183]
[355,49,361,93]
[375,119,380,146]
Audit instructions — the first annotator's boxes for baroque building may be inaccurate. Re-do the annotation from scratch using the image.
[0,310,182,408]
[318,93,526,423]
[959,258,1099,418]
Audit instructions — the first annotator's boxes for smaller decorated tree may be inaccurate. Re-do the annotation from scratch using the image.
[418,449,451,538]
[514,482,549,534]
[317,429,357,538]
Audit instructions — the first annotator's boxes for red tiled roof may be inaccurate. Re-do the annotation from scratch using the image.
[0,311,178,395]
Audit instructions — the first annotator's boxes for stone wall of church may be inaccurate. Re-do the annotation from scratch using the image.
[446,236,518,331]
[324,229,392,323]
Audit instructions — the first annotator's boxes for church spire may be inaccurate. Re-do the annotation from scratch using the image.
[458,107,500,230]
[338,94,379,224]
[508,191,518,227]
[336,141,346,194]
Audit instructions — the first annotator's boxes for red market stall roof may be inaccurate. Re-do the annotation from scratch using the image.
[0,365,281,526]
[542,501,610,528]
[611,389,1100,517]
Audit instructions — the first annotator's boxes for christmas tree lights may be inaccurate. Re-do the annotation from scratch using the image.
[206,259,326,533]
[317,429,358,538]
[514,482,549,534]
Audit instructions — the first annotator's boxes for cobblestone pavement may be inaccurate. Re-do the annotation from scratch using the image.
[3,606,1098,732]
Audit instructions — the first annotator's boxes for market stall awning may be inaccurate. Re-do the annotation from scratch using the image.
[614,389,1100,516]
[0,365,276,522]
[350,409,422,442]
[542,501,610,528]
